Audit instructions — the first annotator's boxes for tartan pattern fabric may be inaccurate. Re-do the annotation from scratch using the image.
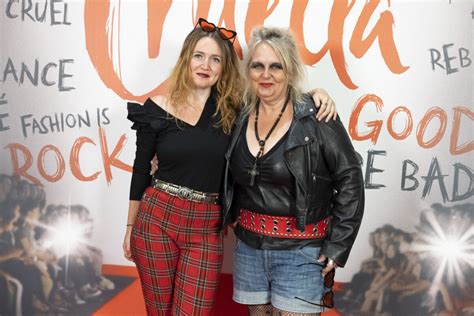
[131,186,224,316]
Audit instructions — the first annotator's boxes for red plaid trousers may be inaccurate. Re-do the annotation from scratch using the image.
[131,186,223,316]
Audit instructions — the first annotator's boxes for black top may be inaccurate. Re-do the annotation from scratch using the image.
[231,120,322,249]
[127,92,230,200]
[231,121,294,215]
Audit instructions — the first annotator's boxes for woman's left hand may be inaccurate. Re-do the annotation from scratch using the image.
[309,88,337,122]
[317,254,338,276]
[150,155,159,175]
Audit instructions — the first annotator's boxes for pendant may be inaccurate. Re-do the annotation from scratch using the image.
[248,163,259,186]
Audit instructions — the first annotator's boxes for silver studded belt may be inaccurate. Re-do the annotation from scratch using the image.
[152,179,220,204]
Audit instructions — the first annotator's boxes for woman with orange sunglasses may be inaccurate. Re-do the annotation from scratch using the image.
[123,18,337,315]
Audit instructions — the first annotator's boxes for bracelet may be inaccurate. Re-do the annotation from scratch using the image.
[126,224,133,227]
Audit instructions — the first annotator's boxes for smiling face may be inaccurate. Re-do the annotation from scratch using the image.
[189,36,223,90]
[249,42,289,104]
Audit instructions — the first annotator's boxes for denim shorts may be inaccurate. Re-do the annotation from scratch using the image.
[233,239,327,313]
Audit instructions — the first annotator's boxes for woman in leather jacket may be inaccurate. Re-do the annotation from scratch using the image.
[222,27,365,316]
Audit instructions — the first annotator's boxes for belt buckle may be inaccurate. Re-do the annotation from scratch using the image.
[177,187,193,200]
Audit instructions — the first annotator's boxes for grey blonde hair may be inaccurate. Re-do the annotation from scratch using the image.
[242,26,306,115]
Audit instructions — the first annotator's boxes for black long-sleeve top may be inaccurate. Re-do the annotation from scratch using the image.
[127,93,230,200]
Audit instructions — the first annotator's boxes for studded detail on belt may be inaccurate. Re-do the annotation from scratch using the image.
[239,209,330,239]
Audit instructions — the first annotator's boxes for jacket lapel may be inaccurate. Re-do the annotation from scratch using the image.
[284,98,316,151]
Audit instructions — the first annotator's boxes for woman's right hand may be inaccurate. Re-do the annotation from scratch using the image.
[123,227,133,261]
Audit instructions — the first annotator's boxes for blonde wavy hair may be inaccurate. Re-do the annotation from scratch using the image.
[242,27,306,115]
[167,27,243,134]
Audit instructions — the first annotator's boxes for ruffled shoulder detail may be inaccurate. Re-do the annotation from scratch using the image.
[127,99,168,132]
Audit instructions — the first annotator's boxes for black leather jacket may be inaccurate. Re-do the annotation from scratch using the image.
[222,95,365,267]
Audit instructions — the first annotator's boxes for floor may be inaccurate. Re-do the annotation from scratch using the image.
[93,265,341,316]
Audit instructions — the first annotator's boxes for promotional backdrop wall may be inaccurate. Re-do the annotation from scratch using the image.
[1,0,472,314]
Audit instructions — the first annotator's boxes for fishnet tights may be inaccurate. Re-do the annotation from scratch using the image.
[248,304,272,315]
[247,305,321,316]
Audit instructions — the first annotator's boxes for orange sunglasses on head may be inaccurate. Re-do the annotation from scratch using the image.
[196,18,237,43]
